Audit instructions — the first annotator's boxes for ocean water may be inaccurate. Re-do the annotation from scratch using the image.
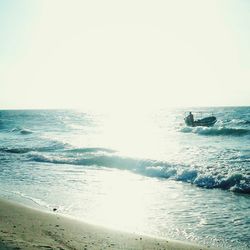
[0,107,249,249]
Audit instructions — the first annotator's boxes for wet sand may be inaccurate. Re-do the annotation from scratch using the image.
[0,198,217,250]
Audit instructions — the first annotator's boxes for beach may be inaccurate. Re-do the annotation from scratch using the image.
[0,108,249,249]
[0,198,215,250]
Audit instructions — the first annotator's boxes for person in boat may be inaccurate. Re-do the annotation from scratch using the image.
[186,112,194,126]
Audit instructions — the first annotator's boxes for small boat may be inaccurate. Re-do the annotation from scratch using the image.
[185,116,217,127]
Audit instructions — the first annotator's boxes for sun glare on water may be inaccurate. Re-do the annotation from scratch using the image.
[88,170,150,230]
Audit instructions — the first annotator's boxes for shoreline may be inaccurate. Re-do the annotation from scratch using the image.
[0,197,218,250]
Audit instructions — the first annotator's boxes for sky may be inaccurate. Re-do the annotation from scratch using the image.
[1,0,250,111]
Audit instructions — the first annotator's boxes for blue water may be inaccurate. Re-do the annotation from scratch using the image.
[0,107,249,249]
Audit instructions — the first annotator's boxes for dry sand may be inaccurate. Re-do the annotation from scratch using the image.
[0,198,217,250]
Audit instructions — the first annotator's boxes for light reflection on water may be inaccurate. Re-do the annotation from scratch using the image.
[32,166,247,250]
[56,110,183,161]
[0,108,249,250]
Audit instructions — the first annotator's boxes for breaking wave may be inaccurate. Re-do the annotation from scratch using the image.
[29,151,250,194]
[180,126,250,136]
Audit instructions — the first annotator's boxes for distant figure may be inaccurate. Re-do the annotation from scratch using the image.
[186,112,194,126]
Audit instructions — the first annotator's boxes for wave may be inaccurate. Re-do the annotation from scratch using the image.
[0,140,68,154]
[241,120,250,125]
[65,147,116,154]
[226,119,250,126]
[11,127,33,135]
[180,126,250,136]
[0,147,115,156]
[0,147,33,154]
[30,153,155,170]
[29,152,250,194]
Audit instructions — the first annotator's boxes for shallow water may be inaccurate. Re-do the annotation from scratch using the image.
[0,107,249,249]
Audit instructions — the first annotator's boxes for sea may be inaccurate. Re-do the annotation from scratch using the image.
[0,107,249,250]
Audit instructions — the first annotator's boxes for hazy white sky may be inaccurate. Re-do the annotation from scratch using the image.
[1,0,250,110]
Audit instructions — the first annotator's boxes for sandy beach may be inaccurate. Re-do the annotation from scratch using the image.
[0,198,218,250]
